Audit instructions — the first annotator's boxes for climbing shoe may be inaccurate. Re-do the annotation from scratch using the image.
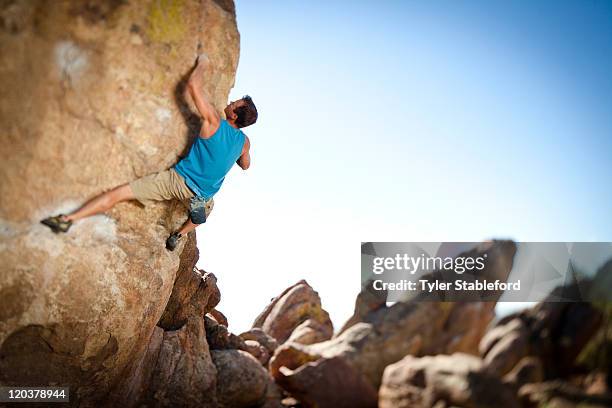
[41,214,72,233]
[166,232,182,251]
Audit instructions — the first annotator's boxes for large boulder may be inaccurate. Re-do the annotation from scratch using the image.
[212,349,276,408]
[277,356,378,408]
[252,280,333,345]
[0,0,239,405]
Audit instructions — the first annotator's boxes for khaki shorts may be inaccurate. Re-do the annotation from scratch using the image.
[129,169,214,219]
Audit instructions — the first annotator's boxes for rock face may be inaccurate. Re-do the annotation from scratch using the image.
[0,0,239,405]
[138,318,218,407]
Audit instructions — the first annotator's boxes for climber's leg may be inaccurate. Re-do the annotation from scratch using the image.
[166,196,214,251]
[65,184,135,221]
[178,218,199,236]
[166,218,198,251]
[41,184,135,233]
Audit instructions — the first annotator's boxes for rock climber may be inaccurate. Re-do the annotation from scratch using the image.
[41,54,257,251]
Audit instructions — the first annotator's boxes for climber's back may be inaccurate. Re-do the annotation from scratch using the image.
[174,119,246,199]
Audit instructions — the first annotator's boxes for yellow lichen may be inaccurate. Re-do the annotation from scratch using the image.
[146,0,185,44]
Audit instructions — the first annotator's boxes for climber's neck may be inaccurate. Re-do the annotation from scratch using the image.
[226,118,240,129]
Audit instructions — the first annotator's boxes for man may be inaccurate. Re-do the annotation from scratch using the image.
[41,55,257,251]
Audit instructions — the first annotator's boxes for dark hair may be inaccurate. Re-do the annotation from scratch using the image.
[234,95,258,128]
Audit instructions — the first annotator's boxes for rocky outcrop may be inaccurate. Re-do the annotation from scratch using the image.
[376,295,608,408]
[379,353,520,408]
[110,253,284,407]
[480,298,603,378]
[336,278,387,336]
[252,280,334,346]
[269,302,486,407]
[344,241,516,355]
[268,241,517,406]
[158,267,221,331]
[278,356,379,408]
[139,318,218,407]
[157,230,223,332]
[208,309,229,327]
[0,0,239,406]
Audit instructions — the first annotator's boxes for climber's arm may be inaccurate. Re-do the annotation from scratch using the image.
[187,78,220,126]
[187,55,221,134]
[237,136,250,170]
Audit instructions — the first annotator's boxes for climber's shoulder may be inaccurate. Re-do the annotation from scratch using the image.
[199,114,221,139]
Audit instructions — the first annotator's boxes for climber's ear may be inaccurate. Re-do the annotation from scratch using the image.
[224,101,237,120]
[227,108,237,120]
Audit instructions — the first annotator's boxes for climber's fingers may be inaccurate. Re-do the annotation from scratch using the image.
[197,52,210,66]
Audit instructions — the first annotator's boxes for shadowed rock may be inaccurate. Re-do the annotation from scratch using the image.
[480,301,603,378]
[519,380,612,408]
[158,266,221,331]
[379,353,521,408]
[277,357,378,408]
[114,317,218,407]
[212,349,276,408]
[142,317,218,407]
[157,231,221,331]
[205,315,247,351]
[503,356,544,388]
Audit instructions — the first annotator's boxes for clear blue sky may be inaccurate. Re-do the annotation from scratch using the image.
[198,0,612,332]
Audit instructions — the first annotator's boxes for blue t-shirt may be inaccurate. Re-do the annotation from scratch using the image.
[174,120,246,199]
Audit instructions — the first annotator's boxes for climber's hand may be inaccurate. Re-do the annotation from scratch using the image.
[188,53,209,86]
[197,53,209,66]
